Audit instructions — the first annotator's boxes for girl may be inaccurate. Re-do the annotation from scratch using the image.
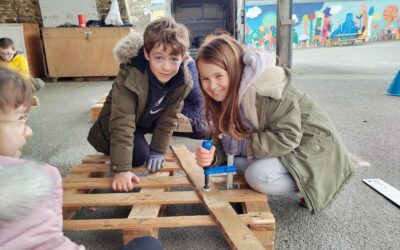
[0,67,163,249]
[194,36,354,213]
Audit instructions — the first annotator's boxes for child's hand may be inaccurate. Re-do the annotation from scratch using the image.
[112,172,140,192]
[146,150,165,172]
[195,146,216,167]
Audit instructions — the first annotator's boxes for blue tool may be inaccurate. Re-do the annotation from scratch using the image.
[202,140,237,191]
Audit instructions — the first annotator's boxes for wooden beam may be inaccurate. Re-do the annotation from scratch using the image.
[243,202,275,249]
[69,161,181,173]
[62,175,191,190]
[123,171,170,243]
[81,154,178,164]
[63,189,268,207]
[63,213,274,231]
[171,144,266,250]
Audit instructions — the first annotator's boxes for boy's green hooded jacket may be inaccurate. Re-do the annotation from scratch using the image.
[88,31,192,172]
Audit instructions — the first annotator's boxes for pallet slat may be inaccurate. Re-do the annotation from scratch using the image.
[64,213,274,231]
[63,189,268,207]
[81,154,178,163]
[69,161,181,173]
[171,145,266,250]
[62,176,191,190]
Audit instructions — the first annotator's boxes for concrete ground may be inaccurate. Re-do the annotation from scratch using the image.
[24,41,400,250]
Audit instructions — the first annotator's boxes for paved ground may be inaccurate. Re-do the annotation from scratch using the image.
[24,41,400,250]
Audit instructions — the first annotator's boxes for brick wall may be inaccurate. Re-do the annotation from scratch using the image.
[0,0,128,26]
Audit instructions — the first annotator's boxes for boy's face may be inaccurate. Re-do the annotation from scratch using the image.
[0,47,15,62]
[0,105,32,158]
[144,43,183,84]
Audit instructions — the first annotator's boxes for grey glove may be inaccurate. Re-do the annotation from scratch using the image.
[220,135,246,156]
[146,150,165,172]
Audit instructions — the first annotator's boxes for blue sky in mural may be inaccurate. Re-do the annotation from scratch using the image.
[292,3,325,27]
[245,2,324,29]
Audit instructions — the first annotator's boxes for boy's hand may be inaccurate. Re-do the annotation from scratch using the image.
[112,172,140,192]
[195,146,216,167]
[146,150,165,172]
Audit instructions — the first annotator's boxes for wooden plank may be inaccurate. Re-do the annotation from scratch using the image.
[63,213,274,231]
[244,202,275,250]
[69,161,181,173]
[91,103,103,122]
[62,172,103,220]
[123,171,170,243]
[31,96,40,107]
[211,175,248,186]
[63,189,268,207]
[171,144,266,250]
[62,175,191,190]
[81,154,178,163]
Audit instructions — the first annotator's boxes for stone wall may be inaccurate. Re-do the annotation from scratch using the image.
[0,0,42,24]
[0,0,128,26]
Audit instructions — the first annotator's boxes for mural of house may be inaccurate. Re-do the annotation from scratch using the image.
[245,0,400,49]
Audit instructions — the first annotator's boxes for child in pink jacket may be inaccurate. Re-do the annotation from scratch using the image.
[0,67,163,249]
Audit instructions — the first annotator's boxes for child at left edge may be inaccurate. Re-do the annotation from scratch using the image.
[0,67,164,249]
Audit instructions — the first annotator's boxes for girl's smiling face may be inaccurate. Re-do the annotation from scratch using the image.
[197,59,230,102]
[0,105,32,158]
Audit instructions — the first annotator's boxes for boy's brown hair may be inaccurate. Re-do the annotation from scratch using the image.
[143,17,189,56]
[0,67,32,113]
[196,35,249,140]
[0,37,15,50]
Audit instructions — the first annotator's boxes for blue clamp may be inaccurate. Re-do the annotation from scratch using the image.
[204,164,237,176]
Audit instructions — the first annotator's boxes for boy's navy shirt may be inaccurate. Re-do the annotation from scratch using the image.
[136,55,187,130]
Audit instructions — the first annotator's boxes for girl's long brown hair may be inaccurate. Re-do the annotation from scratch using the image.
[196,35,250,140]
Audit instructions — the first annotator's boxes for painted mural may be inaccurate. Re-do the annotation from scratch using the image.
[245,0,399,49]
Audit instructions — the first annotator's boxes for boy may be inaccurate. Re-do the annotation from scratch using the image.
[88,17,193,192]
[0,37,44,92]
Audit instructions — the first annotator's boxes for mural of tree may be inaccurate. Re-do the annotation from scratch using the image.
[308,12,316,44]
[383,5,398,24]
[383,5,398,38]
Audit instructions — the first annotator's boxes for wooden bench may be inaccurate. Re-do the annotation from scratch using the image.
[31,96,40,107]
[90,95,194,133]
[62,144,275,249]
[332,33,364,46]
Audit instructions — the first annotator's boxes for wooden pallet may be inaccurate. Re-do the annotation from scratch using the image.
[90,95,193,133]
[90,95,107,122]
[62,144,275,249]
[31,96,40,107]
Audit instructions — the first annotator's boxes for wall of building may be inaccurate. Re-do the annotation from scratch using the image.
[0,0,128,26]
[245,0,399,49]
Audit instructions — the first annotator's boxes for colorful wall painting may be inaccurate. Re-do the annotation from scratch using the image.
[245,0,399,49]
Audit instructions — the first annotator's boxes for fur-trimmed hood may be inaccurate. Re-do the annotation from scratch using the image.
[239,49,290,130]
[0,159,52,222]
[113,30,144,64]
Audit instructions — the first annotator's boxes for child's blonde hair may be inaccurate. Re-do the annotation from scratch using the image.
[0,67,32,113]
[143,17,190,56]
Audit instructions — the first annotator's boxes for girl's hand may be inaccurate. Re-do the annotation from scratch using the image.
[195,146,216,167]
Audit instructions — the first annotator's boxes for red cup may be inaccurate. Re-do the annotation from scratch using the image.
[78,14,86,27]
